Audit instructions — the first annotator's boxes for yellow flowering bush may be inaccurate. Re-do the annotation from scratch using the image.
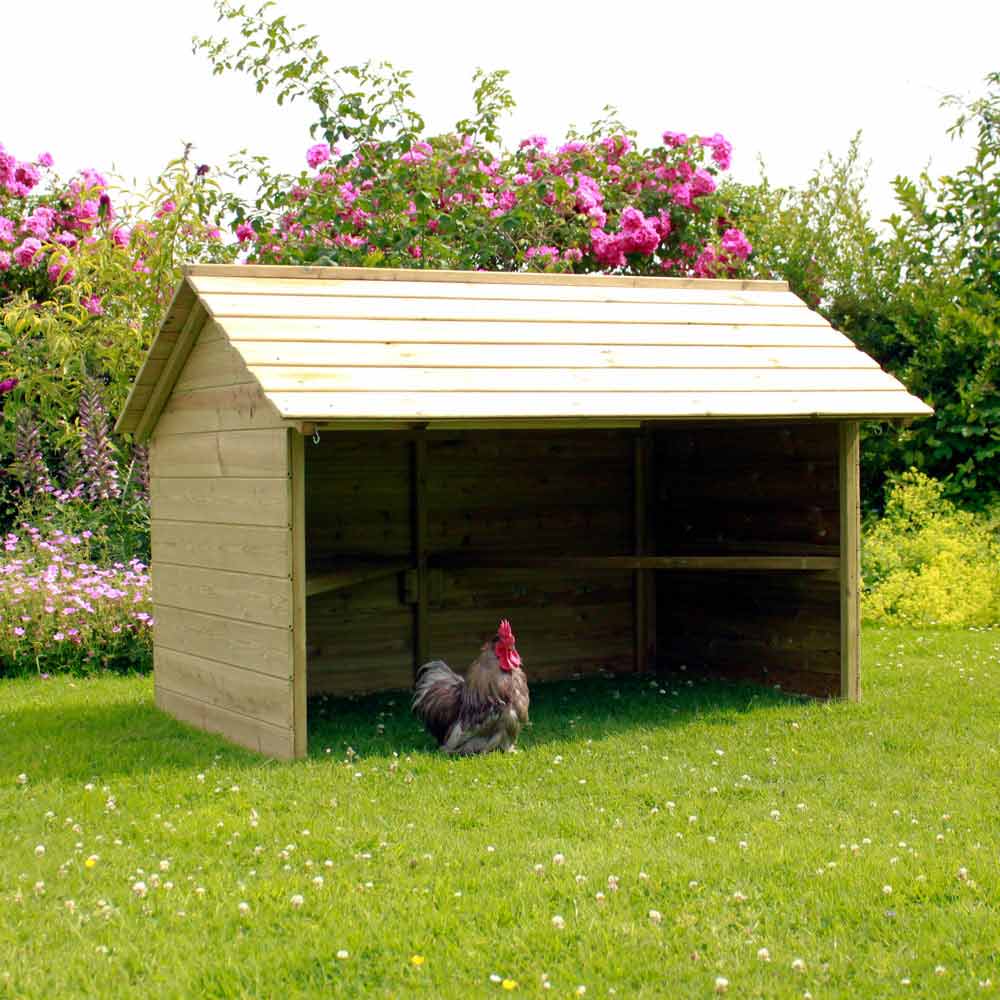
[862,470,1000,625]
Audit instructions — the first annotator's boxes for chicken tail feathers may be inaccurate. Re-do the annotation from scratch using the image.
[412,660,464,746]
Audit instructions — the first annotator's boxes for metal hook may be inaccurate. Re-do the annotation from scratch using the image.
[312,428,321,445]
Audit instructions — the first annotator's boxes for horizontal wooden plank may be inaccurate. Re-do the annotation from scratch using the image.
[430,555,840,571]
[156,646,293,728]
[153,563,291,628]
[222,316,850,348]
[247,365,901,394]
[185,262,790,292]
[175,339,254,394]
[306,559,412,597]
[155,605,291,678]
[238,342,868,371]
[151,477,290,527]
[193,274,804,307]
[150,428,288,478]
[264,390,933,421]
[155,686,295,759]
[152,520,291,577]
[155,383,287,437]
[207,293,826,329]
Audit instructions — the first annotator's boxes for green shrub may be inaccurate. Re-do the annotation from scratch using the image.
[862,469,1000,625]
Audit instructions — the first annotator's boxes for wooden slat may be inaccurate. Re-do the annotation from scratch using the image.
[290,430,307,759]
[154,605,291,678]
[192,273,804,307]
[430,555,840,571]
[174,338,254,394]
[155,646,293,728]
[247,365,901,393]
[264,390,932,421]
[155,383,287,437]
[151,519,291,577]
[151,477,290,527]
[221,316,850,347]
[306,559,412,597]
[153,563,291,628]
[238,343,867,371]
[205,294,824,329]
[150,428,288,478]
[155,686,294,759]
[185,262,790,292]
[839,421,861,701]
[134,303,207,441]
[413,437,430,672]
[116,279,197,434]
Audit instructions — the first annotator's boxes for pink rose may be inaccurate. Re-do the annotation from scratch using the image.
[235,222,256,242]
[306,143,331,169]
[13,238,42,267]
[721,228,752,260]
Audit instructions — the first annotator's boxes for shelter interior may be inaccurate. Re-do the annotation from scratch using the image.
[303,420,848,701]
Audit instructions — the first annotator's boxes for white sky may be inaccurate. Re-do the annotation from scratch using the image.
[4,0,998,225]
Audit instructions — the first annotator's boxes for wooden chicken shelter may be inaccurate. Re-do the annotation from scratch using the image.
[117,264,931,759]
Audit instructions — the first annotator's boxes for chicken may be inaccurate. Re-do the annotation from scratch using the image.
[412,619,529,755]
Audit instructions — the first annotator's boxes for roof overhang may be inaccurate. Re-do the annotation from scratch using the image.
[116,264,933,438]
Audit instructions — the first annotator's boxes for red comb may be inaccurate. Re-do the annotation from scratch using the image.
[498,619,516,646]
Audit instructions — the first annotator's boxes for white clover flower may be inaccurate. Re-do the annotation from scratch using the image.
[714,977,729,993]
[336,950,349,960]
[312,876,324,887]
[791,958,806,972]
[490,974,503,983]
[553,853,565,865]
[882,885,893,895]
[551,915,565,929]
[238,901,250,916]
[935,966,946,977]
[732,891,747,902]
[648,909,662,924]
[64,899,76,913]
[34,844,45,857]
[159,859,170,872]
[132,881,148,898]
[757,947,770,962]
[16,773,28,785]
[533,863,544,874]
[290,894,304,909]
[958,867,969,881]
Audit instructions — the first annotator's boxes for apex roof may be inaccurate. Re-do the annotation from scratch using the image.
[116,264,931,436]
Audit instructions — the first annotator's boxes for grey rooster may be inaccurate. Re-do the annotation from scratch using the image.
[412,619,529,755]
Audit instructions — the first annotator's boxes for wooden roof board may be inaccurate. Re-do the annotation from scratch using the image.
[117,265,933,435]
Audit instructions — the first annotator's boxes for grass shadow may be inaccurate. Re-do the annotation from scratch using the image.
[308,670,802,759]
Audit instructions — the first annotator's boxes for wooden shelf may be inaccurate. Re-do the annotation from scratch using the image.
[430,554,839,572]
[306,559,413,598]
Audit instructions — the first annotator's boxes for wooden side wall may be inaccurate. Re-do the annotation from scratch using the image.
[150,320,298,758]
[652,422,842,697]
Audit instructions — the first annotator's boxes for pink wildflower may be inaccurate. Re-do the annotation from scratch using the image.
[662,131,688,148]
[721,228,752,259]
[79,168,107,190]
[235,222,256,242]
[154,200,176,219]
[37,152,53,168]
[691,168,717,196]
[513,173,531,186]
[563,248,583,263]
[701,133,732,170]
[400,141,433,165]
[670,183,693,209]
[83,295,104,316]
[13,238,42,267]
[14,163,40,190]
[306,143,331,168]
[111,227,130,247]
[407,245,423,259]
[518,135,548,151]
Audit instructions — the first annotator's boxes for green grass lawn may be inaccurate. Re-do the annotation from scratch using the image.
[2,625,998,999]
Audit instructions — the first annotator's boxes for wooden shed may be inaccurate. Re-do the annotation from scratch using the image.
[116,264,931,759]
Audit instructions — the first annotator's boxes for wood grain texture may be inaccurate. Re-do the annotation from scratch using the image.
[263,390,931,421]
[151,519,291,577]
[155,382,286,436]
[151,477,290,527]
[150,428,288,479]
[155,646,293,728]
[839,421,861,701]
[290,430,308,758]
[153,605,292,678]
[185,262,791,292]
[193,273,801,305]
[155,686,295,759]
[153,563,291,627]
